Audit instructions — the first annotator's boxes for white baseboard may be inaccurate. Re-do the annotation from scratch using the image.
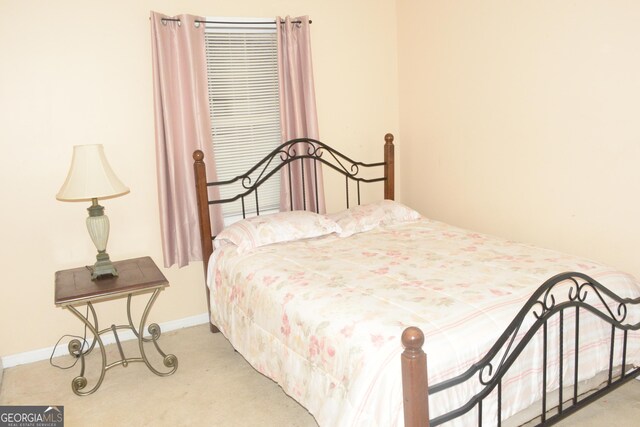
[1,312,209,369]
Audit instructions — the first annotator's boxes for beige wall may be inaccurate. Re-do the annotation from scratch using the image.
[0,0,399,357]
[7,0,636,361]
[397,1,640,278]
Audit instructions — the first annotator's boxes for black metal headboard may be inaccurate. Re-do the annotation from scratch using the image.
[192,133,394,332]
[193,133,394,263]
[210,136,392,213]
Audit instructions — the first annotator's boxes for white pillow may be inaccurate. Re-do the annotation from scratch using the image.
[327,200,421,237]
[214,210,340,253]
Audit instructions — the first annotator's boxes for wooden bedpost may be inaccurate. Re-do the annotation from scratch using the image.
[384,133,395,200]
[193,150,214,272]
[193,150,218,333]
[402,326,429,427]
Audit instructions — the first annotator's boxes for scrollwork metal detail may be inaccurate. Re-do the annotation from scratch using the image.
[428,272,640,426]
[241,176,253,190]
[68,339,83,357]
[148,323,161,340]
[573,279,629,323]
[72,376,87,392]
[571,280,591,302]
[207,137,386,210]
[478,362,494,386]
[163,354,178,369]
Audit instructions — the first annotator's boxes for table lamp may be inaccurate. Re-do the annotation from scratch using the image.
[57,145,130,280]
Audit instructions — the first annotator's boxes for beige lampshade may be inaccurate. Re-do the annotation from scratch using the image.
[57,144,129,201]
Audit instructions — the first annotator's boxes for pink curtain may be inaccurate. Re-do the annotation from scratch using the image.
[277,16,326,214]
[150,11,223,268]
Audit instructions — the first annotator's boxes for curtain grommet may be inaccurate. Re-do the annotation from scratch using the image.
[194,21,200,28]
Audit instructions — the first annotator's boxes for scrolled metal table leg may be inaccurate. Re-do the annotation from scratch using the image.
[127,294,153,343]
[83,303,99,355]
[136,289,178,376]
[66,304,107,395]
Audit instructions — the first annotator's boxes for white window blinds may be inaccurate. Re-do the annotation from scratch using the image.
[204,20,282,219]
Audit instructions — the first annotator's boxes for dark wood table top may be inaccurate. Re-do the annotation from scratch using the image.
[55,256,168,306]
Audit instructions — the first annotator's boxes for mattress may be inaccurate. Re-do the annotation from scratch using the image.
[206,216,640,426]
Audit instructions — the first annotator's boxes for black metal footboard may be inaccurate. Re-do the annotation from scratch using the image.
[402,272,640,427]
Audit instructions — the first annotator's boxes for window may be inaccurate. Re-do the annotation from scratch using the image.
[204,19,282,220]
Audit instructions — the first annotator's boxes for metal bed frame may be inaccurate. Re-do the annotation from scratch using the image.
[192,133,640,426]
[402,273,640,426]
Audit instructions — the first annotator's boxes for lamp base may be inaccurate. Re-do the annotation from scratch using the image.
[92,252,118,280]
[86,199,118,280]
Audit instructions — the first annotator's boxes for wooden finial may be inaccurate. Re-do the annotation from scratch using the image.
[401,326,429,426]
[385,133,394,145]
[401,326,425,351]
[193,150,204,162]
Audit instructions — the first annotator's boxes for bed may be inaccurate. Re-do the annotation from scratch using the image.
[192,134,640,426]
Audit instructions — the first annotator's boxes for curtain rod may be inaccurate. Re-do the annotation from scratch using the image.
[160,18,312,25]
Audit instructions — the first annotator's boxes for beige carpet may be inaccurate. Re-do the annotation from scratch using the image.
[1,324,639,426]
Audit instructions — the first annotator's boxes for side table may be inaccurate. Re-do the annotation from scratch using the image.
[54,256,178,396]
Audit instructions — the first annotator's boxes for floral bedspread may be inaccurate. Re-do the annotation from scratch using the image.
[206,218,640,426]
